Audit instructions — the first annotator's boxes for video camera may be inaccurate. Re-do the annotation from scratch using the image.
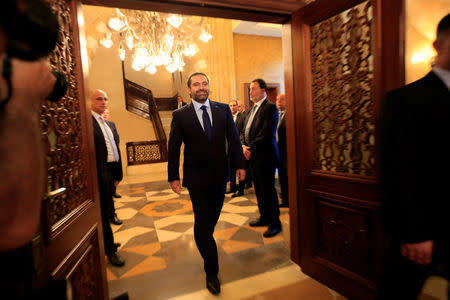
[1,0,67,102]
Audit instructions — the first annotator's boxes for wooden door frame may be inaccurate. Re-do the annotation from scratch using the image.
[77,2,300,269]
[290,0,404,297]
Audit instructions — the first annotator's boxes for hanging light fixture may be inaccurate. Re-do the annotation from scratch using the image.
[99,9,213,75]
[99,32,113,48]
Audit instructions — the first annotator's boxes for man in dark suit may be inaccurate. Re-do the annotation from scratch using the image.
[378,14,450,299]
[91,89,125,267]
[238,101,253,189]
[228,100,246,197]
[276,94,288,208]
[102,108,123,225]
[168,72,245,295]
[241,78,282,238]
[176,95,187,109]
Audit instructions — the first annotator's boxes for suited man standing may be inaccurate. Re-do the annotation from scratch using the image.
[276,94,289,208]
[227,100,245,197]
[91,89,125,267]
[378,14,450,299]
[102,109,123,225]
[176,95,187,109]
[238,101,253,189]
[242,79,282,238]
[168,72,245,295]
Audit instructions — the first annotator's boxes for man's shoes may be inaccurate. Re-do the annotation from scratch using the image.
[279,201,289,208]
[263,226,282,238]
[113,193,122,198]
[110,215,123,225]
[231,191,244,198]
[206,274,221,295]
[114,242,121,248]
[108,252,125,267]
[249,218,270,227]
[226,189,236,194]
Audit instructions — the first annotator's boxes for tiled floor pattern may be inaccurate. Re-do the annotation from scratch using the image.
[107,177,448,299]
[106,180,344,299]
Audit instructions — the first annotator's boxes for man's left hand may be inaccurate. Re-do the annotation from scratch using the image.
[114,181,120,187]
[242,145,251,160]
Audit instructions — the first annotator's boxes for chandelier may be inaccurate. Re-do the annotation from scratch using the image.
[99,9,213,74]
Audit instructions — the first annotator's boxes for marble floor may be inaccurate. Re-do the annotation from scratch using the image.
[107,174,448,300]
[107,175,346,300]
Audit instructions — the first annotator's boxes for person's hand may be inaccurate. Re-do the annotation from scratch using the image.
[236,169,246,181]
[170,180,182,194]
[114,181,120,187]
[242,145,251,160]
[401,240,433,265]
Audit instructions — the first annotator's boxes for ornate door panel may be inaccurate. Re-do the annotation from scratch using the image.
[39,1,108,299]
[291,0,403,298]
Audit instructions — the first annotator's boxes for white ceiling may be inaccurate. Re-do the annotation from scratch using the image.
[232,20,282,38]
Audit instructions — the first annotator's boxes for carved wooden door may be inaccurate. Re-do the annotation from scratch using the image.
[290,0,403,298]
[38,0,108,299]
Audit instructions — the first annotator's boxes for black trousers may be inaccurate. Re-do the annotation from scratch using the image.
[277,154,288,202]
[249,158,280,227]
[188,183,226,275]
[229,167,244,194]
[98,163,118,256]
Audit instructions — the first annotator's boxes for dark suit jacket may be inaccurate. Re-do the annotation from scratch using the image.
[277,111,286,161]
[92,115,123,182]
[241,99,280,164]
[235,111,246,134]
[168,100,245,187]
[379,71,450,249]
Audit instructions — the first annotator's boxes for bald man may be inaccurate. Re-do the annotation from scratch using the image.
[91,89,125,267]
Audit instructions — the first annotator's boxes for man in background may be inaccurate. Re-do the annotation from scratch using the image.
[228,100,245,197]
[241,78,281,238]
[102,108,123,225]
[276,94,288,208]
[378,14,450,299]
[177,95,187,109]
[237,100,253,189]
[91,89,125,267]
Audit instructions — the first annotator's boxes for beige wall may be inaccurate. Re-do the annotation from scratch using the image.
[86,29,157,176]
[405,0,450,83]
[233,34,284,105]
[180,17,236,104]
[123,59,176,97]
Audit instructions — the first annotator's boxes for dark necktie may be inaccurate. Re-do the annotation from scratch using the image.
[201,105,212,140]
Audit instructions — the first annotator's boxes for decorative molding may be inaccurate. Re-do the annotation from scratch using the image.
[316,197,372,279]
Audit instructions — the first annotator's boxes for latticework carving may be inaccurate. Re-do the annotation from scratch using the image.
[310,1,375,176]
[41,0,89,226]
[127,142,163,165]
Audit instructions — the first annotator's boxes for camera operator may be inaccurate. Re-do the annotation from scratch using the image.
[0,1,68,298]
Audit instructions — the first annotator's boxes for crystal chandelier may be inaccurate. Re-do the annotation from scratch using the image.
[99,9,213,74]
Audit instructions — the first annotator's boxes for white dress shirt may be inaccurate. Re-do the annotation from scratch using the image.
[244,97,266,143]
[91,111,118,162]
